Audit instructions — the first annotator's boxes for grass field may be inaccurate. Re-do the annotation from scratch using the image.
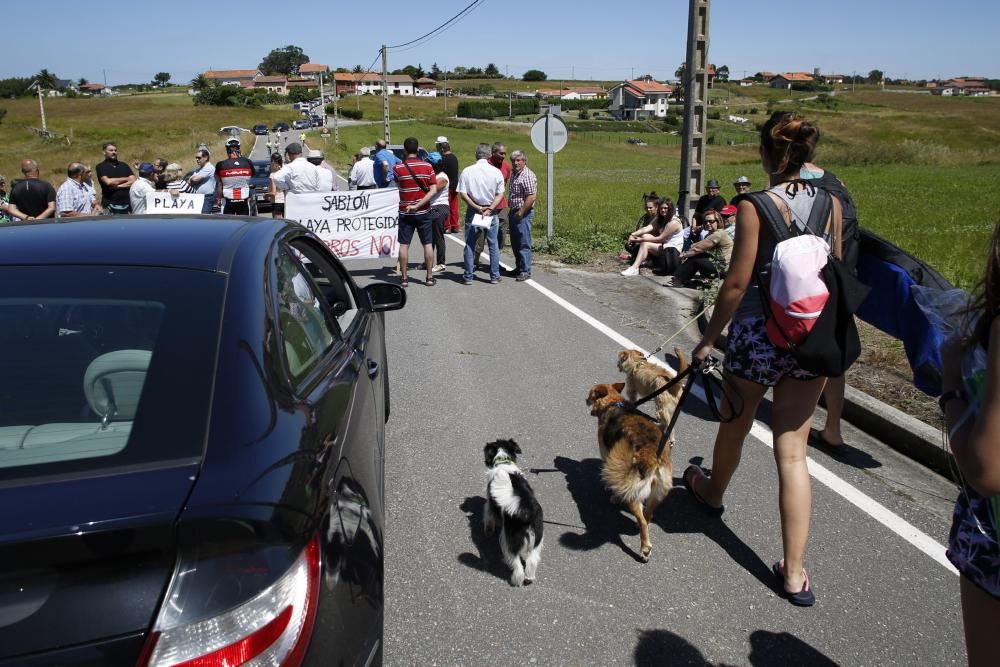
[2,89,998,288]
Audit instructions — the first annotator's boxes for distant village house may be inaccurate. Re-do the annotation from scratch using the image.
[607,79,673,120]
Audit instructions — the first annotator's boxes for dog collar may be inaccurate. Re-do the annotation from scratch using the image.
[491,456,515,467]
[609,401,627,408]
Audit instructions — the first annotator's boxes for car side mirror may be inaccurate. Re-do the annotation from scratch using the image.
[365,282,406,312]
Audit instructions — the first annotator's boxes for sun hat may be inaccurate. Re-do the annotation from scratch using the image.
[435,136,448,144]
[734,175,751,185]
[706,179,720,188]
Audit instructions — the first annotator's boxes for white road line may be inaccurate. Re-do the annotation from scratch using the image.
[445,233,957,575]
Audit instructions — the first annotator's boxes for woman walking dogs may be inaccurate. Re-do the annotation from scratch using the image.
[686,112,843,607]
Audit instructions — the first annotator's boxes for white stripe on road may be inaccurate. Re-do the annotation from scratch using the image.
[446,233,957,575]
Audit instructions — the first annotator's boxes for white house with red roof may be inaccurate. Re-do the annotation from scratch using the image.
[203,69,261,86]
[297,63,329,80]
[607,79,673,120]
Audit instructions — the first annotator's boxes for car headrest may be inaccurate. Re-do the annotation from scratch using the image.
[83,350,152,423]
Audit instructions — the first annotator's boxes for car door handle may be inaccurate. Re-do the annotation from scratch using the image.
[366,359,380,379]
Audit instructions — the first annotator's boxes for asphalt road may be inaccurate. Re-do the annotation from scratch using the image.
[248,131,348,190]
[346,235,965,666]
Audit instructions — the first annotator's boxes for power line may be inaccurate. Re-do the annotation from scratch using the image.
[386,0,486,52]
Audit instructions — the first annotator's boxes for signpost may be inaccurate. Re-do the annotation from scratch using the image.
[530,106,568,239]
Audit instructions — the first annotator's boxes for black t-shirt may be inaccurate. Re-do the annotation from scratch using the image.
[695,194,726,216]
[439,153,459,192]
[9,178,56,217]
[96,159,134,206]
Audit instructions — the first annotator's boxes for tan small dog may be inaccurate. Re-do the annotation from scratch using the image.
[586,382,674,562]
[617,348,689,425]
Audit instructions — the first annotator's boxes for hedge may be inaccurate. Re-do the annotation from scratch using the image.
[540,98,607,111]
[457,99,537,119]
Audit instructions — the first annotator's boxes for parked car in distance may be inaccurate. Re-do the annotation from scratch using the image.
[0,217,405,666]
[291,119,311,130]
[252,123,269,135]
[250,159,273,211]
[272,121,290,132]
[310,115,325,127]
[218,125,248,137]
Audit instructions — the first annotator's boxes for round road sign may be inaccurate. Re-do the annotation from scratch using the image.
[530,114,568,154]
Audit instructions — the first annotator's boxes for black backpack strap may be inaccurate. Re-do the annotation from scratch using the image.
[744,191,792,242]
[402,159,429,193]
[804,187,833,240]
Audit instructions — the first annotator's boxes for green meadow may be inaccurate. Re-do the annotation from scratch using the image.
[2,86,998,288]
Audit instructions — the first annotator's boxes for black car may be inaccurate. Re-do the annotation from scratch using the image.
[273,121,290,132]
[250,159,274,211]
[310,115,325,128]
[0,217,404,666]
[253,123,269,135]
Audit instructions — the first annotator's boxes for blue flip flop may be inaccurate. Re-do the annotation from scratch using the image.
[682,465,725,517]
[772,561,816,607]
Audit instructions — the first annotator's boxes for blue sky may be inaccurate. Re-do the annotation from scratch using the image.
[6,0,997,85]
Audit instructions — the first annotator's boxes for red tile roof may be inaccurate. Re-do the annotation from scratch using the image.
[624,79,672,94]
[299,63,328,73]
[777,72,814,82]
[204,69,259,79]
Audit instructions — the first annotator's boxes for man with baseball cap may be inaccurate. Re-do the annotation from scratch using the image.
[694,179,726,218]
[128,162,157,214]
[435,136,460,232]
[731,175,751,204]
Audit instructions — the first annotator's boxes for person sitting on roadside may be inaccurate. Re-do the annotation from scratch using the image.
[695,179,726,217]
[620,197,683,277]
[731,175,751,205]
[619,192,660,262]
[669,207,734,288]
[684,210,712,251]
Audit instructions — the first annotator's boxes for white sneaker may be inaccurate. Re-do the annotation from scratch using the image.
[432,264,446,273]
[621,266,639,276]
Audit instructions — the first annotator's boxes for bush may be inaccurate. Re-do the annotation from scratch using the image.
[457,99,536,119]
[339,108,363,120]
[288,88,317,103]
[578,108,589,120]
[523,69,548,81]
[194,84,261,108]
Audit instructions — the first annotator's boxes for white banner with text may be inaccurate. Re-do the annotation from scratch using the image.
[144,192,205,214]
[285,189,400,260]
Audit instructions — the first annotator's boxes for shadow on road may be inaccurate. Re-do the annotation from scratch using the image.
[652,456,778,593]
[634,629,710,666]
[748,630,838,666]
[553,455,645,562]
[457,496,510,582]
[633,628,838,667]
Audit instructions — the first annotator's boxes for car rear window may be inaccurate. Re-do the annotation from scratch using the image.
[0,266,225,480]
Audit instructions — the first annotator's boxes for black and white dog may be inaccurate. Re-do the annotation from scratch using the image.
[483,439,544,586]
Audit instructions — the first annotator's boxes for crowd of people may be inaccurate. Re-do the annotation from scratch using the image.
[360,135,536,287]
[0,135,345,221]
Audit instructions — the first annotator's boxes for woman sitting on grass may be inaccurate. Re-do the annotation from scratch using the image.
[618,192,660,262]
[621,197,683,277]
[941,215,1000,666]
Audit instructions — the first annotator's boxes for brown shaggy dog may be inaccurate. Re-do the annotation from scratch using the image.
[586,382,675,562]
[617,348,689,425]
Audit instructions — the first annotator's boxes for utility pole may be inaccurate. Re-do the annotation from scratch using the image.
[318,71,326,122]
[444,67,448,113]
[678,0,711,221]
[508,92,512,120]
[381,44,390,142]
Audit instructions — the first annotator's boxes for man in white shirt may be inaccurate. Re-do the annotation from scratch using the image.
[129,162,156,214]
[271,142,323,194]
[349,149,376,190]
[306,149,337,191]
[457,143,505,285]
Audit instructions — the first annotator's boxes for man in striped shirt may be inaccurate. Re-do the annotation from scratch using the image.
[392,137,438,287]
[507,150,538,281]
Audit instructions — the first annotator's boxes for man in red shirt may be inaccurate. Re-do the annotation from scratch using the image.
[392,137,438,287]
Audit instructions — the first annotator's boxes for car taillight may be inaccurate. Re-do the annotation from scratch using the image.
[138,534,321,667]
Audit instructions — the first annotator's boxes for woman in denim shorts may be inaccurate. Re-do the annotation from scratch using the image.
[687,111,843,607]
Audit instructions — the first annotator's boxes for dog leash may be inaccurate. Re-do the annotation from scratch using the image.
[645,301,712,360]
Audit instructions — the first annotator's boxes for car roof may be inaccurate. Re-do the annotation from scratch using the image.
[0,217,290,273]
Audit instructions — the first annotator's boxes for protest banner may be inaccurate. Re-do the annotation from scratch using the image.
[144,192,205,214]
[285,189,400,260]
